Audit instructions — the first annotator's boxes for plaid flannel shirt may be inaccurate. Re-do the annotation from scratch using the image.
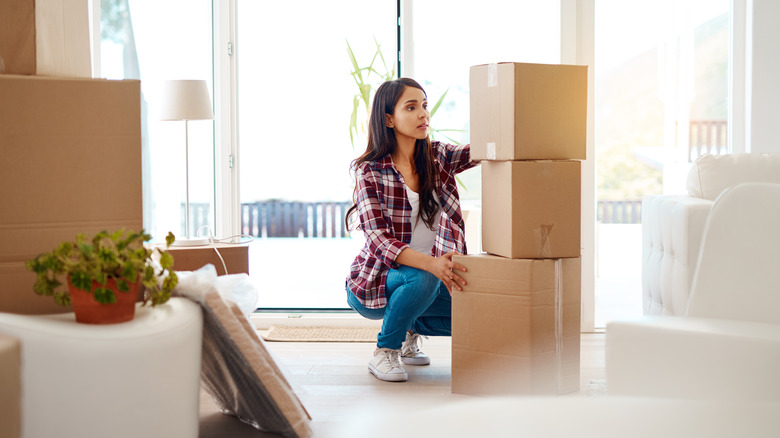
[346,141,478,309]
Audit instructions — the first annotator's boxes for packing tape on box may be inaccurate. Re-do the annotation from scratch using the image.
[534,224,554,258]
[487,63,498,87]
[486,142,496,160]
[555,258,563,393]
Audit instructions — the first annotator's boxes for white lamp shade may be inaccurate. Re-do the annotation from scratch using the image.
[158,80,214,121]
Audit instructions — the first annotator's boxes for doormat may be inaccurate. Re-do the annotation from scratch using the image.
[262,325,379,342]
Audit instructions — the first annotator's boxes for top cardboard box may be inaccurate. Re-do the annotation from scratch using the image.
[470,62,588,160]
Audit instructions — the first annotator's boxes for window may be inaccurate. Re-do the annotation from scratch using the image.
[236,0,396,308]
[594,0,730,327]
[100,0,215,242]
[101,2,733,325]
[411,0,561,252]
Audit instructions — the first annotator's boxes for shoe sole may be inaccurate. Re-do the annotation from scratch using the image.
[401,356,431,366]
[368,364,408,382]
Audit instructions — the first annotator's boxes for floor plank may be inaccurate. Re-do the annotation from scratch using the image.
[199,332,605,437]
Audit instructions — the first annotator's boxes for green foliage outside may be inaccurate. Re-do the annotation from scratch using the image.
[100,0,130,43]
[596,12,728,201]
[346,39,464,150]
[346,38,395,150]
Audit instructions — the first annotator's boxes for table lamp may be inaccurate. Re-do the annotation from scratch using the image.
[158,79,214,246]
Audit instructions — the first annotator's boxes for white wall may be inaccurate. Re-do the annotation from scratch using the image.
[747,0,780,153]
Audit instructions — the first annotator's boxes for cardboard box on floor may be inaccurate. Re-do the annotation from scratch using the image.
[451,254,581,396]
[469,62,587,161]
[0,75,142,314]
[481,160,581,259]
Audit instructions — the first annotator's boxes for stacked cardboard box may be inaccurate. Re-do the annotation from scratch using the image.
[0,0,92,77]
[452,62,587,396]
[0,5,142,314]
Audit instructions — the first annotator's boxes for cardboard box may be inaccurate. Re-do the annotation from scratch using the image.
[470,62,587,160]
[0,75,142,314]
[0,0,92,77]
[164,244,250,276]
[481,160,581,259]
[35,0,92,77]
[0,335,21,437]
[0,0,36,75]
[452,255,581,396]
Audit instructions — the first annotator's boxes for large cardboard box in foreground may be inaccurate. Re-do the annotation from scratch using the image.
[482,160,581,259]
[470,62,587,160]
[452,254,581,396]
[0,75,142,314]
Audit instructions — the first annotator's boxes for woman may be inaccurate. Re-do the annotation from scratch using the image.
[345,77,478,382]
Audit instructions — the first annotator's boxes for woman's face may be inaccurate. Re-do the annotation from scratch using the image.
[386,86,429,143]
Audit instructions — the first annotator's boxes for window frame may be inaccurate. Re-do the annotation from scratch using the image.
[210,0,746,330]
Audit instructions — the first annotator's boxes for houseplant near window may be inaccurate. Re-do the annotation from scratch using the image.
[346,38,464,148]
[25,229,178,324]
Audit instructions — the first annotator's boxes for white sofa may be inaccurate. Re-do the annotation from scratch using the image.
[609,182,780,401]
[642,153,780,315]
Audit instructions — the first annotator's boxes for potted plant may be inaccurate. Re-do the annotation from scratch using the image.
[25,229,178,324]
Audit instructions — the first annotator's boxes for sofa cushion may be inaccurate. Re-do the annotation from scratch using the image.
[687,153,780,201]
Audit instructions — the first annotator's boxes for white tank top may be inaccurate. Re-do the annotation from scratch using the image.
[405,185,439,255]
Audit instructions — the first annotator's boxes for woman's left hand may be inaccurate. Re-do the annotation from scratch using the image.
[430,251,467,294]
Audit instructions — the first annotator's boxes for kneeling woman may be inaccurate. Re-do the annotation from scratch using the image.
[345,77,479,382]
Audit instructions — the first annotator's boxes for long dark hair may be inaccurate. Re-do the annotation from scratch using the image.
[345,78,439,231]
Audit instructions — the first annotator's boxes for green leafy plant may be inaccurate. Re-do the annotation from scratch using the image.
[347,38,467,189]
[426,88,467,145]
[26,229,178,307]
[347,38,396,149]
[347,38,464,148]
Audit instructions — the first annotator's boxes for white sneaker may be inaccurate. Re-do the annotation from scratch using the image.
[368,348,408,382]
[401,331,431,366]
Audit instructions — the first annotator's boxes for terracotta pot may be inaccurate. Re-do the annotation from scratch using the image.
[67,277,139,324]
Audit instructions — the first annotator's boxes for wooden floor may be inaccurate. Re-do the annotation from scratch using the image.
[199,332,606,437]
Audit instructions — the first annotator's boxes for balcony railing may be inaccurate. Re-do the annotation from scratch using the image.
[182,200,351,238]
[689,119,727,161]
[241,200,352,238]
[183,198,644,238]
[596,199,642,224]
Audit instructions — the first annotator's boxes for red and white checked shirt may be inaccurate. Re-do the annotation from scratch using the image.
[347,141,478,309]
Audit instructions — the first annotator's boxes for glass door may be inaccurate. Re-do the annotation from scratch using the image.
[593,0,730,327]
[410,0,562,253]
[236,0,396,309]
[100,0,215,243]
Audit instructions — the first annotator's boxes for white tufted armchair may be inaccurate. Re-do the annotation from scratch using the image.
[610,182,780,401]
[641,153,780,315]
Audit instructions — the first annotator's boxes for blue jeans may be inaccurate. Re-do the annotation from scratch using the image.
[346,265,452,349]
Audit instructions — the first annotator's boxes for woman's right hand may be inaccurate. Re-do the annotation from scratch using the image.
[429,251,467,293]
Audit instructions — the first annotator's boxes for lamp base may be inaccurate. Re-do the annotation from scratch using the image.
[171,237,211,247]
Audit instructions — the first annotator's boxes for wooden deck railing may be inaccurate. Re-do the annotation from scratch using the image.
[184,198,644,237]
[240,200,352,238]
[183,200,352,238]
[596,199,642,224]
[689,120,728,161]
